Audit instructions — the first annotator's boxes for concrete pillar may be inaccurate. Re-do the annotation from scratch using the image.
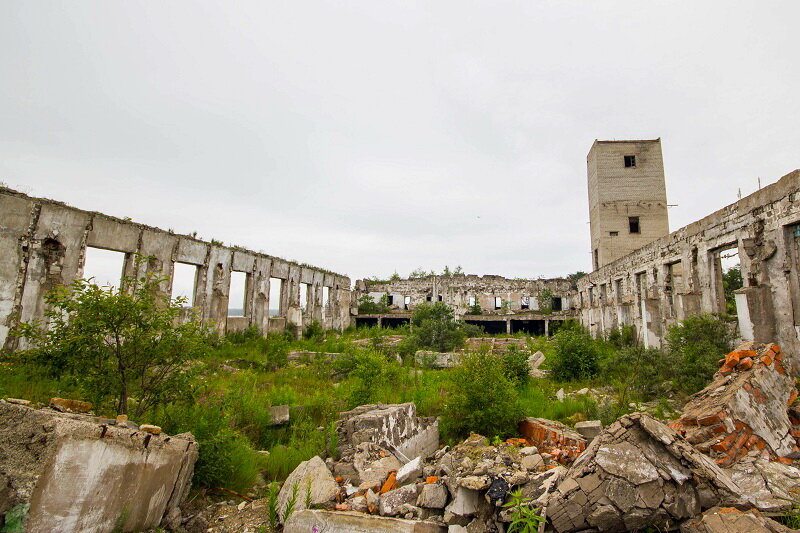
[506,319,511,334]
[545,319,550,337]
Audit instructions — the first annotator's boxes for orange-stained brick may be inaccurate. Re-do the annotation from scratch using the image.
[768,344,781,354]
[380,471,397,494]
[711,424,728,435]
[746,435,760,448]
[737,358,754,370]
[789,390,799,406]
[335,503,350,511]
[720,364,734,374]
[737,349,758,360]
[725,351,741,366]
[698,412,726,426]
[734,421,745,431]
[777,364,787,375]
[506,438,527,447]
[717,358,727,367]
[755,440,767,451]
[774,457,794,465]
[761,354,773,366]
[680,416,699,426]
[425,476,439,484]
[776,352,784,361]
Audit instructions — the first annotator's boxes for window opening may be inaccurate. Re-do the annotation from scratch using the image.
[269,278,283,316]
[629,217,640,234]
[83,247,126,288]
[171,262,198,306]
[624,155,636,167]
[228,271,247,317]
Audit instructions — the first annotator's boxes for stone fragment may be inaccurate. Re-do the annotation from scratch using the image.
[445,486,480,516]
[458,475,490,491]
[277,456,338,521]
[556,388,565,401]
[574,420,603,441]
[418,483,449,509]
[139,424,162,435]
[379,484,421,516]
[398,457,423,484]
[49,397,92,413]
[5,398,31,406]
[679,506,792,533]
[521,454,543,471]
[595,442,659,484]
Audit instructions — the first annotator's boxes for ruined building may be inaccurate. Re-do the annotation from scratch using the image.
[588,139,670,269]
[1,139,798,359]
[0,187,351,351]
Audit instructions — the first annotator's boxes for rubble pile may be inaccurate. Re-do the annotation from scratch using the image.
[679,506,793,533]
[671,342,800,467]
[546,413,740,532]
[518,417,588,464]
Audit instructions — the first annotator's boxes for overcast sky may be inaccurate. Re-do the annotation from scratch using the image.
[1,1,798,283]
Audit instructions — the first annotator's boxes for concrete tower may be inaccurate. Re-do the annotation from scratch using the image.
[587,138,669,270]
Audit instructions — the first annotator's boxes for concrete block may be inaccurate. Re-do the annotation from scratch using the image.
[284,509,446,533]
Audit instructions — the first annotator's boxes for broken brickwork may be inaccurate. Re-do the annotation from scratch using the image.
[671,343,800,467]
[518,417,587,465]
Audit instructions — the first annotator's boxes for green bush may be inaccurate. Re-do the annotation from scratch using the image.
[161,399,265,492]
[502,347,530,388]
[302,321,324,342]
[347,351,401,407]
[665,313,735,394]
[441,351,521,440]
[606,324,637,348]
[602,345,673,401]
[410,302,468,352]
[550,325,600,381]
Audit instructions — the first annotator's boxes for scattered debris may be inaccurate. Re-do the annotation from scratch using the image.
[518,417,588,464]
[49,397,92,413]
[268,404,290,426]
[679,506,793,533]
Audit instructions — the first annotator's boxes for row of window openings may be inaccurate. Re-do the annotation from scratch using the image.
[81,247,330,319]
[384,293,560,311]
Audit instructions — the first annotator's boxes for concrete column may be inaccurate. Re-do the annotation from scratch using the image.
[545,319,549,337]
[506,319,511,334]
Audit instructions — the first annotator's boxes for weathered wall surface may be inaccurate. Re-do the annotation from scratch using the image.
[0,187,351,349]
[355,275,576,319]
[588,139,670,269]
[577,170,800,364]
[0,400,198,532]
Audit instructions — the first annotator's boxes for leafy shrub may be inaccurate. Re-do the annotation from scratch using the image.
[602,345,673,401]
[357,293,391,314]
[441,351,521,440]
[260,334,290,370]
[226,325,262,345]
[161,399,265,492]
[410,302,468,352]
[665,313,735,394]
[13,264,209,416]
[347,351,400,407]
[302,321,324,342]
[502,347,530,388]
[550,325,600,381]
[606,324,637,348]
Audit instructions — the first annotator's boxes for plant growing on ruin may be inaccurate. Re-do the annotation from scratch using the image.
[665,313,735,394]
[282,481,300,522]
[537,288,554,314]
[550,323,600,381]
[266,482,280,531]
[410,302,468,352]
[356,293,391,314]
[502,346,530,388]
[441,350,522,440]
[13,258,210,416]
[722,265,743,315]
[503,488,545,533]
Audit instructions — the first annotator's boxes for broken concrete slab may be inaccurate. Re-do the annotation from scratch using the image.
[415,351,460,369]
[0,399,197,533]
[277,456,339,521]
[418,483,449,509]
[727,457,800,512]
[379,484,422,516]
[353,442,403,487]
[337,403,440,462]
[284,509,446,533]
[575,420,603,441]
[679,506,793,533]
[398,456,423,484]
[546,413,741,533]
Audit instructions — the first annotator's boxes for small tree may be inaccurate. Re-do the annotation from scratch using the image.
[442,350,522,439]
[410,302,467,352]
[722,265,742,315]
[550,324,600,381]
[14,264,209,416]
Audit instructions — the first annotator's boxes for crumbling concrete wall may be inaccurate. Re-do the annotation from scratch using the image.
[337,403,440,462]
[0,187,351,350]
[0,400,198,532]
[577,170,800,363]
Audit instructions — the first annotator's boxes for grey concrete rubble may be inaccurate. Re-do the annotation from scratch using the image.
[268,404,290,425]
[679,506,793,533]
[0,399,198,533]
[336,403,440,463]
[575,420,604,441]
[415,350,460,369]
[284,509,446,532]
[546,413,741,532]
[276,455,339,522]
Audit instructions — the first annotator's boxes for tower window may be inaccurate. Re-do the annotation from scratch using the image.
[629,216,640,234]
[609,231,619,236]
[624,155,636,167]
